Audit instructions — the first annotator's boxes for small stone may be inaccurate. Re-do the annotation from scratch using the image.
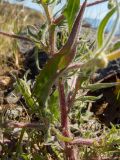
[6,90,21,104]
[0,76,13,90]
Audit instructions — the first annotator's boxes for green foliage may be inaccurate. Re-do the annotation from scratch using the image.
[33,0,86,107]
[83,82,120,91]
[108,0,116,9]
[48,90,60,121]
[111,40,120,52]
[76,95,103,102]
[42,0,56,4]
[97,1,120,53]
[33,53,63,106]
[63,0,80,32]
[16,78,35,110]
[97,7,116,48]
[1,0,120,159]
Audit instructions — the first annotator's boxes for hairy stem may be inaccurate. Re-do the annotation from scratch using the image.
[68,76,81,111]
[58,79,68,131]
[49,25,56,55]
[58,79,76,160]
[1,121,45,129]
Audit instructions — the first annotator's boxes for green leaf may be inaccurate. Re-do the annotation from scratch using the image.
[97,7,116,48]
[27,25,38,40]
[48,90,60,120]
[63,0,80,32]
[33,50,74,106]
[33,53,63,106]
[76,95,103,102]
[17,79,35,109]
[21,154,31,160]
[111,41,120,52]
[51,127,73,142]
[83,82,120,91]
[42,0,56,4]
[33,1,87,106]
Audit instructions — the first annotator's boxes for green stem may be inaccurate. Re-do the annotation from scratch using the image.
[15,128,25,159]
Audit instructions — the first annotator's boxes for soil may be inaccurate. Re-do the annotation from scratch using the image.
[90,59,120,127]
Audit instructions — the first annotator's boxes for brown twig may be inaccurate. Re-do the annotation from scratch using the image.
[0,30,48,52]
[0,31,32,42]
[87,0,108,7]
[1,121,44,129]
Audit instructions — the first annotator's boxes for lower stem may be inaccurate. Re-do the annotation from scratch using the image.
[58,79,76,160]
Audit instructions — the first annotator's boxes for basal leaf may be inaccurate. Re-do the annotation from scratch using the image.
[97,7,116,48]
[63,0,80,32]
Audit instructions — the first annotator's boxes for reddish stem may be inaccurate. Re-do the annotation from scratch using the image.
[87,0,108,7]
[58,79,76,160]
[49,25,56,55]
[0,30,48,51]
[69,137,100,146]
[58,79,68,132]
[0,31,32,41]
[1,121,45,129]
